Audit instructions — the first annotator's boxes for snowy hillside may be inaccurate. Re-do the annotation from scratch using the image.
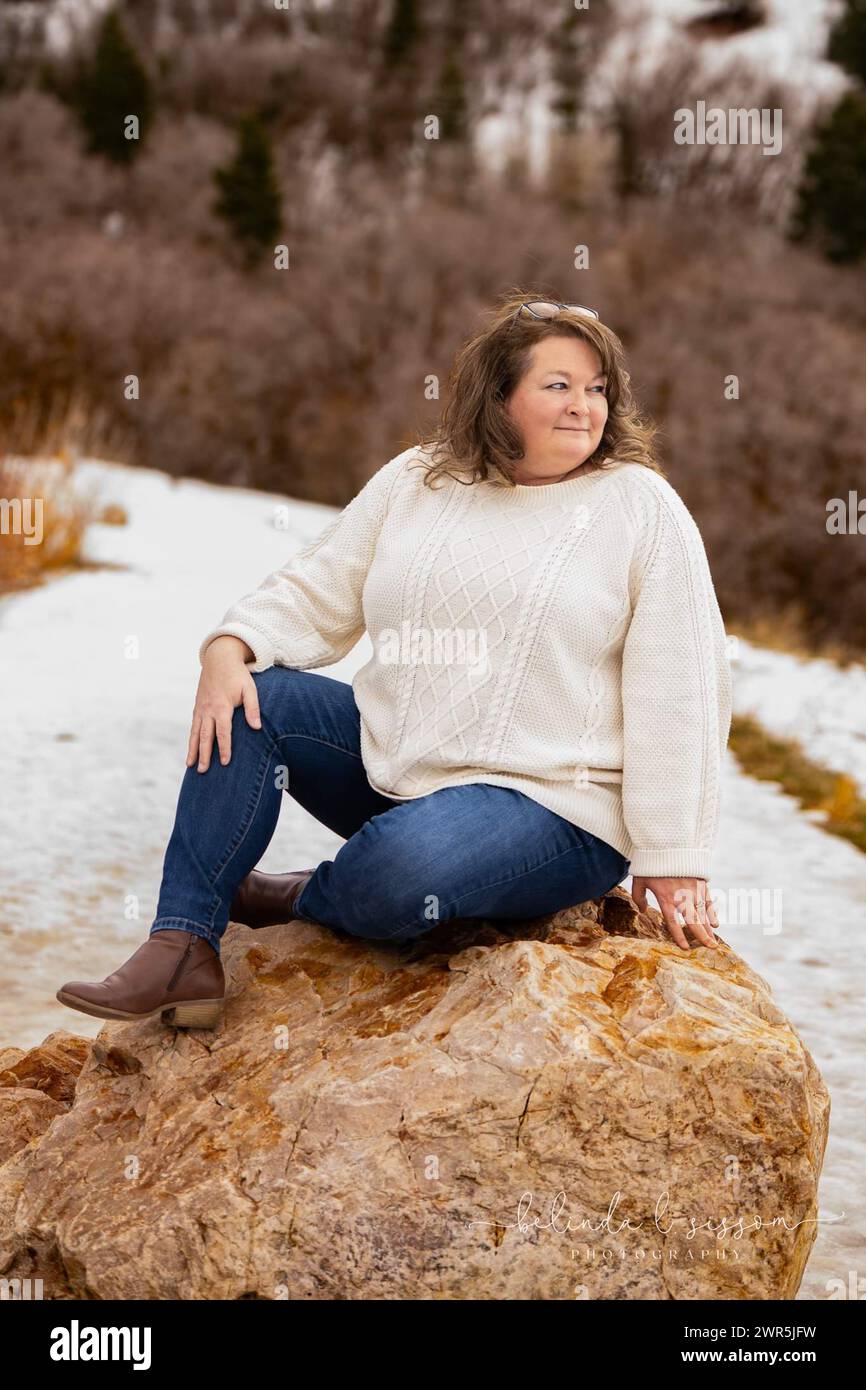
[590,0,846,92]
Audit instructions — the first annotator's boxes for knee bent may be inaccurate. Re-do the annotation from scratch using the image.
[240,664,306,725]
[333,870,448,942]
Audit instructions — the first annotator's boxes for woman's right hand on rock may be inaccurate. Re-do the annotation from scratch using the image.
[187,636,262,772]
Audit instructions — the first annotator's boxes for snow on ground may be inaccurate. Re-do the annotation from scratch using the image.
[710,760,865,1300]
[0,460,359,1048]
[731,636,866,798]
[0,457,862,1298]
[476,0,848,183]
[597,0,847,87]
[580,0,849,135]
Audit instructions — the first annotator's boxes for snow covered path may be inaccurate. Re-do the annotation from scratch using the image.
[1,460,862,1299]
[730,636,866,799]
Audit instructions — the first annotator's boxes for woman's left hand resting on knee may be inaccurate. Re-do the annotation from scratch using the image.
[187,634,261,773]
[630,877,719,951]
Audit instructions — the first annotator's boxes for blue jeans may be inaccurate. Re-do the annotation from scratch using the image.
[151,667,631,953]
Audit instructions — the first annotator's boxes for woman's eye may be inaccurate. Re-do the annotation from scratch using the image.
[547,382,607,393]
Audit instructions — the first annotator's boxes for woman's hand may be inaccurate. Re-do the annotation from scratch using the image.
[630,876,719,950]
[187,636,262,773]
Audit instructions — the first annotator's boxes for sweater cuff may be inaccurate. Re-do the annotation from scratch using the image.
[198,623,276,673]
[627,848,711,879]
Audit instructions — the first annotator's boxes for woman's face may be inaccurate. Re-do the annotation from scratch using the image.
[504,334,609,483]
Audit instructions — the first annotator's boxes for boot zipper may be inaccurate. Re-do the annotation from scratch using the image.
[166,935,195,992]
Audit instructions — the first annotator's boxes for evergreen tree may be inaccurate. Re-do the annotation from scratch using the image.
[383,0,420,68]
[71,9,153,165]
[552,10,583,137]
[552,0,613,137]
[435,43,467,143]
[212,113,283,267]
[827,0,866,86]
[790,91,866,263]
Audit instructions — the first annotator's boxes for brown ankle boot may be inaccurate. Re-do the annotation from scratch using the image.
[229,868,316,930]
[56,929,225,1029]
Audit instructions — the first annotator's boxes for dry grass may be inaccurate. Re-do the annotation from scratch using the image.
[0,454,103,595]
[0,395,114,595]
[729,713,866,856]
[727,606,864,670]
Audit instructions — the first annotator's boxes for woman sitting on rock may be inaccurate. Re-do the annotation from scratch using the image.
[57,292,732,1030]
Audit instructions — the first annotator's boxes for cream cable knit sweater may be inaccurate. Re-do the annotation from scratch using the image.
[199,445,732,879]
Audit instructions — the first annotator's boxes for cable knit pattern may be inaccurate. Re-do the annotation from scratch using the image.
[199,445,732,878]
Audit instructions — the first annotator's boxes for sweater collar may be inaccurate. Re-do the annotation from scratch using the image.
[482,458,626,505]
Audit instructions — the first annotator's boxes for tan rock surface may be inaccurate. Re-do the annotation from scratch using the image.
[0,1032,91,1103]
[0,890,829,1299]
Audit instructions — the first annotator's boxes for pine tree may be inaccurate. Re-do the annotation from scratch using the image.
[71,9,153,165]
[790,91,866,263]
[435,43,467,143]
[212,113,283,267]
[827,0,866,86]
[383,0,420,68]
[552,10,581,136]
[552,1,613,136]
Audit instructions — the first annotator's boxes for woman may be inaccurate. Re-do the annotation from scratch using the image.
[56,292,731,1031]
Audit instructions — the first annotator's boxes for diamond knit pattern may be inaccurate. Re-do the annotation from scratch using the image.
[393,498,578,787]
[200,445,732,878]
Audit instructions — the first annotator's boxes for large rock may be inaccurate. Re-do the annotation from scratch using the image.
[0,889,828,1299]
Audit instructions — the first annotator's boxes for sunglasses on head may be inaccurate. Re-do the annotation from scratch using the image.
[512,299,600,324]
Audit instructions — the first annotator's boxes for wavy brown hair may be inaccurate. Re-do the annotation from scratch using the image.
[411,288,665,489]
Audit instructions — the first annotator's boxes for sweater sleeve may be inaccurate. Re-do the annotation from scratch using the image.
[198,449,411,673]
[620,487,732,880]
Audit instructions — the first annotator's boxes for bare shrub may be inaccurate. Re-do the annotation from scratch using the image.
[0,401,104,595]
[1,15,864,654]
[594,23,831,227]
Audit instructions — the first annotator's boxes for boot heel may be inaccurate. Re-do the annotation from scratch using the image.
[164,998,224,1029]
